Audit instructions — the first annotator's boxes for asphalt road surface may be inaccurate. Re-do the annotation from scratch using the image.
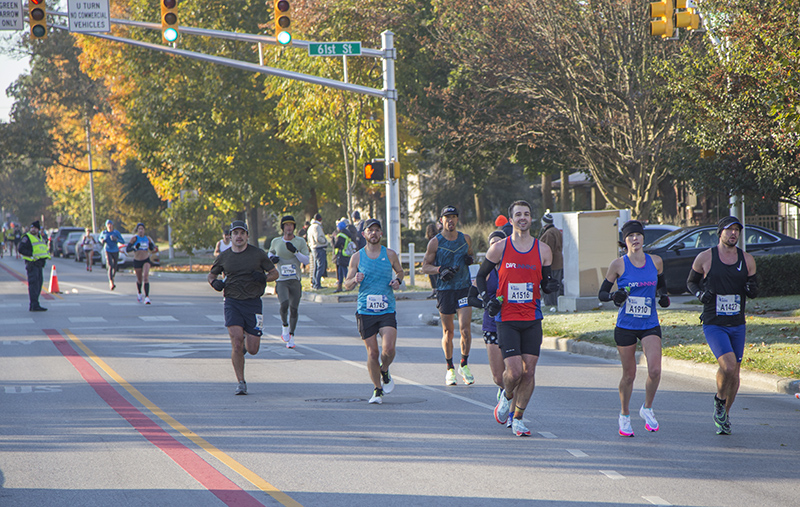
[1,255,798,506]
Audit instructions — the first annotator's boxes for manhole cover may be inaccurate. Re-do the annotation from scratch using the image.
[305,398,367,403]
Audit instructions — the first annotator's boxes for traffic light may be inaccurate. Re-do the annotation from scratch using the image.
[28,0,46,40]
[274,0,292,45]
[364,160,385,181]
[650,0,674,38]
[675,0,700,30]
[161,0,179,44]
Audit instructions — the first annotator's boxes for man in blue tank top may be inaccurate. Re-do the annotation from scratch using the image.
[422,205,476,386]
[687,216,757,435]
[344,219,405,404]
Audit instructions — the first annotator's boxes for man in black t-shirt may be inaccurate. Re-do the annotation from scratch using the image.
[208,220,278,395]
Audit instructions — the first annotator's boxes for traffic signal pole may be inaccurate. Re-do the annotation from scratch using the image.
[49,13,401,251]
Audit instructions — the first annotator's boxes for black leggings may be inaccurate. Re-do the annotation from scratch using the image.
[106,251,119,281]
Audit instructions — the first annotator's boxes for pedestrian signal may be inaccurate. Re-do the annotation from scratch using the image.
[274,0,292,45]
[364,160,385,181]
[649,0,674,37]
[29,0,46,40]
[161,0,179,43]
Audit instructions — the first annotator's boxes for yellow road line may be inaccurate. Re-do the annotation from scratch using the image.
[63,328,303,507]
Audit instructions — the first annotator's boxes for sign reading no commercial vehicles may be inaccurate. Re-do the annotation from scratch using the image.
[68,0,110,33]
[308,41,362,57]
[0,0,24,31]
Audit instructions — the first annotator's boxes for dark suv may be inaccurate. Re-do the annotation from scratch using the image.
[50,227,85,257]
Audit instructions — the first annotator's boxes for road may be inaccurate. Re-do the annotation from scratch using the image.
[1,255,798,506]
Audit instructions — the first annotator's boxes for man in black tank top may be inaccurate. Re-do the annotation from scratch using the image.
[687,216,757,435]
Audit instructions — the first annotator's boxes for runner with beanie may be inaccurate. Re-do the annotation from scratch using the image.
[99,219,125,290]
[686,216,757,435]
[599,219,669,437]
[267,215,310,349]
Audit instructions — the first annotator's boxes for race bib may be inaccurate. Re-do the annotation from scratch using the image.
[508,282,533,303]
[625,296,652,318]
[254,313,263,332]
[716,294,741,316]
[280,264,297,277]
[458,296,469,308]
[366,295,389,312]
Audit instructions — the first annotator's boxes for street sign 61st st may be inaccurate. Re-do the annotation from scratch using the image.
[308,42,362,57]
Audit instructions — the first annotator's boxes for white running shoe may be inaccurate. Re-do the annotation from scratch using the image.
[137,293,143,303]
[368,388,383,404]
[512,418,531,436]
[619,414,634,437]
[280,325,290,342]
[380,369,394,394]
[285,333,295,349]
[144,297,151,305]
[445,368,457,386]
[639,404,659,432]
[494,390,511,424]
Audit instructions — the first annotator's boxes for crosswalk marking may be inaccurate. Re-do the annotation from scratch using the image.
[206,315,225,322]
[68,317,107,323]
[139,316,178,322]
[600,470,625,480]
[0,318,34,325]
[341,315,356,322]
[271,314,312,322]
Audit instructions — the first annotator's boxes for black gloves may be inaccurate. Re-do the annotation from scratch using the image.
[467,286,484,308]
[658,294,670,308]
[745,275,758,298]
[464,255,474,266]
[269,255,280,264]
[541,278,560,294]
[485,296,502,317]
[696,290,714,304]
[612,289,629,307]
[285,241,297,253]
[251,271,267,284]
[125,243,135,253]
[210,279,225,292]
[439,266,458,281]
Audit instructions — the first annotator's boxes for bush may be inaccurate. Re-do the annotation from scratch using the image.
[756,252,800,296]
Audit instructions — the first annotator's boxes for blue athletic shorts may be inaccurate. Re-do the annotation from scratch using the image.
[703,324,746,362]
[224,297,263,337]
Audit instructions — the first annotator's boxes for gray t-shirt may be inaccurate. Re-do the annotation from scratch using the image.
[209,244,274,300]
[268,236,309,282]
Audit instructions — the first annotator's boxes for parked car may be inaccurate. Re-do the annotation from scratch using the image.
[62,231,85,258]
[75,233,103,265]
[50,226,85,257]
[643,224,800,294]
[101,233,160,267]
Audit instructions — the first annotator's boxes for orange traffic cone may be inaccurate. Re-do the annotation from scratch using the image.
[48,265,61,294]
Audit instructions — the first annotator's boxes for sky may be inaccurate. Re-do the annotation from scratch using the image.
[0,53,29,122]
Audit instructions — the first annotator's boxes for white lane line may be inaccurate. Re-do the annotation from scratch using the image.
[0,304,24,308]
[206,315,225,322]
[139,316,178,322]
[600,470,625,480]
[163,302,194,306]
[58,282,124,296]
[109,303,140,306]
[566,449,587,457]
[538,432,558,439]
[0,319,34,325]
[642,496,671,506]
[341,315,356,322]
[68,317,107,323]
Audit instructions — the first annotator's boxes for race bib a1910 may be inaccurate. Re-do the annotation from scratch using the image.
[366,294,388,312]
[280,264,297,277]
[716,294,741,316]
[625,296,652,318]
[507,282,534,303]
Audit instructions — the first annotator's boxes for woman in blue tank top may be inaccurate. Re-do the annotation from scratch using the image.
[598,220,670,437]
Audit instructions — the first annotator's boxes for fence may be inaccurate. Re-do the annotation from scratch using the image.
[400,244,486,286]
[748,215,800,238]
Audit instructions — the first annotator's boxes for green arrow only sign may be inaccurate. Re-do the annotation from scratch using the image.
[308,42,362,57]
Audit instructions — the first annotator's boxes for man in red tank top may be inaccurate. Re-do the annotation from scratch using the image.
[476,200,560,436]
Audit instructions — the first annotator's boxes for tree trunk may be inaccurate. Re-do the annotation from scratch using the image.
[541,173,553,212]
[473,182,483,223]
[247,206,258,246]
[658,178,678,222]
[305,187,319,223]
[560,170,570,212]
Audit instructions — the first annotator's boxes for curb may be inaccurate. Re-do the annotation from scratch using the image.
[470,323,800,395]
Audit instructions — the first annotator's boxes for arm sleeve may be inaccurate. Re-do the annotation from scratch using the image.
[598,279,614,301]
[294,252,310,264]
[687,269,704,296]
[656,273,666,295]
[745,274,758,298]
[475,258,498,295]
[542,265,552,282]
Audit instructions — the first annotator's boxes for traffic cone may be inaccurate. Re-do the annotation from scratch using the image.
[48,265,61,294]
